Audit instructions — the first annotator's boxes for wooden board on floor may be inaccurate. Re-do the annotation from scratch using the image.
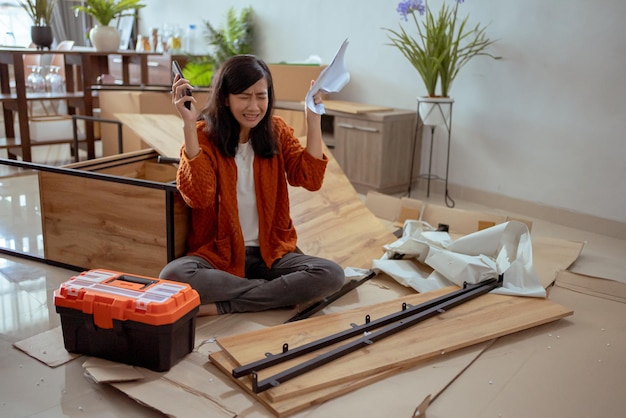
[215,287,573,410]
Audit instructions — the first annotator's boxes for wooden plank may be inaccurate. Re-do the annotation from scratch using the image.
[216,288,573,403]
[323,100,393,114]
[114,113,184,159]
[288,143,395,269]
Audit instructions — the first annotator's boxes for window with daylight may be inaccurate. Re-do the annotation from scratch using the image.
[0,0,33,47]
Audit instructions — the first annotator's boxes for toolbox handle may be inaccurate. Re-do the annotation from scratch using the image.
[112,274,158,289]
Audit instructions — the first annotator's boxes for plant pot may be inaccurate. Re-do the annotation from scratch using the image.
[31,26,53,50]
[90,25,121,52]
[417,97,454,128]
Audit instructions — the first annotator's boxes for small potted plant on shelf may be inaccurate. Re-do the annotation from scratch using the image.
[384,0,499,125]
[18,0,56,49]
[72,0,146,51]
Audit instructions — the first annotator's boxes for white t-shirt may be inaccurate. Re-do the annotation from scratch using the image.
[235,141,260,246]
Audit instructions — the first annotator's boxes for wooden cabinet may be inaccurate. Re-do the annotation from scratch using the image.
[332,109,417,194]
[270,101,419,194]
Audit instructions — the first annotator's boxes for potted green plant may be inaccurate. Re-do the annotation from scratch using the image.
[385,0,499,98]
[384,0,499,125]
[18,0,56,49]
[183,6,254,87]
[72,0,146,51]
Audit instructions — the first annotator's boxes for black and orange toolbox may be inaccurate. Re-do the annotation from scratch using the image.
[54,269,200,371]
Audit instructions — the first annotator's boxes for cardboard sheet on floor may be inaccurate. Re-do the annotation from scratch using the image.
[532,236,584,287]
[83,357,145,383]
[12,326,80,367]
[555,269,626,303]
[111,352,238,418]
[423,271,626,418]
[80,273,620,418]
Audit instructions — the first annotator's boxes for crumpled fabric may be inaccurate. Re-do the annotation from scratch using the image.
[372,220,546,298]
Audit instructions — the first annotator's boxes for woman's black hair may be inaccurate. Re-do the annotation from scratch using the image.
[199,55,278,158]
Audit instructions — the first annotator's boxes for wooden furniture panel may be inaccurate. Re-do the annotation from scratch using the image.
[38,149,189,277]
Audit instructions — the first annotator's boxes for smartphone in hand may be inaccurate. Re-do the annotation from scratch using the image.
[172,60,192,109]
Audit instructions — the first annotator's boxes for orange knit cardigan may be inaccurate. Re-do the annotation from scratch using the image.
[176,115,328,278]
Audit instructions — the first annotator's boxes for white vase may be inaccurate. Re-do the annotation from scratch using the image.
[417,97,454,128]
[90,25,121,51]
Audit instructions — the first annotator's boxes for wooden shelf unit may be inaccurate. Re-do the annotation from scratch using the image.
[0,47,159,162]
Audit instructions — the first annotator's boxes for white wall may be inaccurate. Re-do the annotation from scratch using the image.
[141,0,626,224]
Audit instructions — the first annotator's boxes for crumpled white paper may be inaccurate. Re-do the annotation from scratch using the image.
[372,220,546,298]
[305,38,350,115]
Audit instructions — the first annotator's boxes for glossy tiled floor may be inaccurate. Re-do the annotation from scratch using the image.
[1,144,625,417]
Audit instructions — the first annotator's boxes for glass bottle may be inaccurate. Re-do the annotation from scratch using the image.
[168,24,182,54]
[26,65,45,94]
[184,24,198,55]
[45,65,64,94]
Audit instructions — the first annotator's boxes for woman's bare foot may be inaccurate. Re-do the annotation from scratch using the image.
[198,303,219,316]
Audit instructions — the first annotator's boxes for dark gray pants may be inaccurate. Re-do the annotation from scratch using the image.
[159,247,345,314]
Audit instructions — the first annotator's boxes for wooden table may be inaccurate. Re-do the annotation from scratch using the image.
[0,47,159,161]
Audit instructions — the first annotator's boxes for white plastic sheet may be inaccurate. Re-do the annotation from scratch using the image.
[372,220,546,298]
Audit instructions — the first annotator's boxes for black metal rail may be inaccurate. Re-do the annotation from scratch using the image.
[233,275,503,393]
